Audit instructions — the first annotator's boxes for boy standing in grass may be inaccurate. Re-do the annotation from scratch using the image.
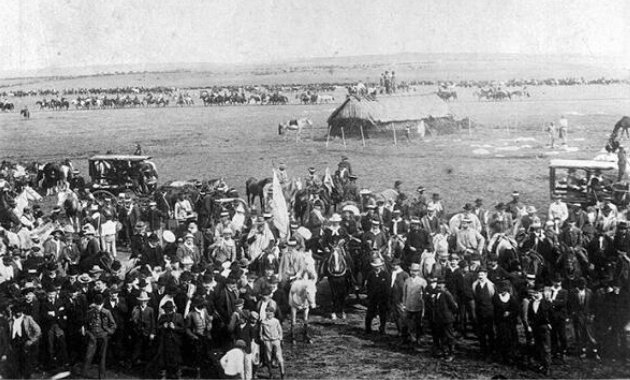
[260,306,285,379]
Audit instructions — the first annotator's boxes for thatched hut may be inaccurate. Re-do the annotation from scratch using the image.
[327,94,460,142]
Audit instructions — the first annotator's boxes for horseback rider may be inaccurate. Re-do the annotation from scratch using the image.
[134,144,143,156]
[338,156,353,175]
[305,167,322,195]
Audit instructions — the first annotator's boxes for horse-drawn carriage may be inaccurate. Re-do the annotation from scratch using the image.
[549,159,628,206]
[88,155,158,203]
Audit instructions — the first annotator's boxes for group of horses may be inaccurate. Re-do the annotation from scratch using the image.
[0,100,15,112]
[298,93,335,104]
[474,87,531,101]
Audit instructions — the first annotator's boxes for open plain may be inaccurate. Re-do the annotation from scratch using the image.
[1,73,630,379]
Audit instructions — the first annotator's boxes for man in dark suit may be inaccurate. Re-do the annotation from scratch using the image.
[82,294,117,379]
[365,258,391,335]
[549,274,569,361]
[389,258,409,343]
[528,284,553,376]
[432,277,458,361]
[568,277,599,359]
[40,283,69,370]
[389,210,408,238]
[103,284,129,366]
[472,266,495,359]
[403,218,433,271]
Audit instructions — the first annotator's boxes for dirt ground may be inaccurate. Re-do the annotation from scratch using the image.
[1,82,630,379]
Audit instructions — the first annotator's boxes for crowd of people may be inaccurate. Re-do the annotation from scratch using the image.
[0,155,629,379]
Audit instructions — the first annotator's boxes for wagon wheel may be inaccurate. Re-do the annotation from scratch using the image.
[92,190,117,206]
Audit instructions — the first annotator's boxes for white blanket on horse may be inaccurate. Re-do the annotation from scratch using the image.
[380,189,399,205]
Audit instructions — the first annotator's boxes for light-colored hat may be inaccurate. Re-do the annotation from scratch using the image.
[222,227,233,235]
[77,274,92,284]
[89,204,99,211]
[184,232,194,240]
[427,204,437,212]
[235,204,246,213]
[181,256,194,265]
[162,230,176,243]
[89,265,103,274]
[136,291,151,301]
[329,213,342,223]
[526,206,537,214]
[371,257,385,267]
[410,263,421,271]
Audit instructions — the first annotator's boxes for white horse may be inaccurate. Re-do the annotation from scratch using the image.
[13,185,42,219]
[278,118,314,143]
[289,278,317,344]
[317,95,334,104]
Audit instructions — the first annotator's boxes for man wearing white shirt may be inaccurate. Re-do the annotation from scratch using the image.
[100,214,118,260]
[548,195,568,224]
[220,340,248,379]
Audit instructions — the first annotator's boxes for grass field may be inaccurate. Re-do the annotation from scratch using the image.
[1,79,630,379]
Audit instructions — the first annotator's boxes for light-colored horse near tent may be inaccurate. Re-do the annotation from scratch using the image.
[278,118,314,143]
[289,278,317,344]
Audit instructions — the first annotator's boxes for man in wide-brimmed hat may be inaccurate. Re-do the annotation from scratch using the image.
[156,300,185,379]
[176,232,201,265]
[130,291,156,365]
[365,257,391,335]
[362,220,388,258]
[455,216,485,257]
[43,227,65,259]
[185,295,213,378]
[449,203,482,233]
[81,223,101,261]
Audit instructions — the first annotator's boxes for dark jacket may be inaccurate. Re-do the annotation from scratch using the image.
[432,290,458,324]
[366,269,391,301]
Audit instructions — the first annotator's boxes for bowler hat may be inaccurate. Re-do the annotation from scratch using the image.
[161,300,175,311]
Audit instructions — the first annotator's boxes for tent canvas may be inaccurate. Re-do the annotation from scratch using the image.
[326,94,451,139]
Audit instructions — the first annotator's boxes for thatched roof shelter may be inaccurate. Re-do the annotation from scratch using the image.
[326,94,451,140]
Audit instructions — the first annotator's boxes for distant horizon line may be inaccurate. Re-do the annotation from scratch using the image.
[1,50,628,81]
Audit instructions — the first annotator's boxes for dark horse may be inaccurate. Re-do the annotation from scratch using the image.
[0,190,19,229]
[245,177,272,212]
[323,242,356,319]
[37,162,63,195]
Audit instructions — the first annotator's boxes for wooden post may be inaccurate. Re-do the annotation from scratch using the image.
[326,123,332,148]
[392,123,397,145]
[360,123,366,147]
[468,118,472,135]
[341,125,347,148]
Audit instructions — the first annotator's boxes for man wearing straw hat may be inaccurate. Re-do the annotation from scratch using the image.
[130,291,156,367]
[365,257,391,335]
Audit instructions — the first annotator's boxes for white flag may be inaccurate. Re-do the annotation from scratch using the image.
[323,167,334,193]
[271,169,290,239]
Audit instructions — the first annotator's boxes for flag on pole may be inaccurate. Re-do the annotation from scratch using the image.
[323,167,334,193]
[271,169,290,240]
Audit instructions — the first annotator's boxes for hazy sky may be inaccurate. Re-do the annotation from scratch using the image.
[1,0,629,72]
